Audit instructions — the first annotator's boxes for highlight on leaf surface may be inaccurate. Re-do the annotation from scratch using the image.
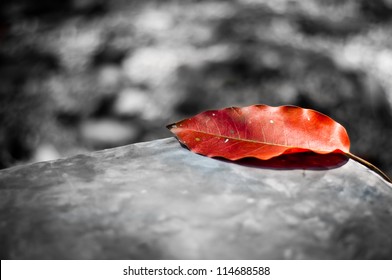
[167,104,392,183]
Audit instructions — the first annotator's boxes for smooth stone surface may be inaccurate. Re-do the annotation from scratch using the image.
[1,137,392,259]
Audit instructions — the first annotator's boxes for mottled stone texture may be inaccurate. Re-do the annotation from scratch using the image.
[1,137,392,259]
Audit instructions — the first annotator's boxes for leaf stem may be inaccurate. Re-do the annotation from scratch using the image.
[346,152,392,184]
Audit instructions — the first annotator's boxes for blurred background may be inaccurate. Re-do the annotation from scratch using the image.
[0,0,392,177]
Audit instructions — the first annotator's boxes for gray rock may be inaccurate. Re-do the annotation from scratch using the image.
[1,137,392,259]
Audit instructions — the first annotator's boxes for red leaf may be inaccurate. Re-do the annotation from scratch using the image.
[167,104,350,160]
[167,104,392,183]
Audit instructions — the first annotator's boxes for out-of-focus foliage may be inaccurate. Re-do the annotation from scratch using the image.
[0,0,392,176]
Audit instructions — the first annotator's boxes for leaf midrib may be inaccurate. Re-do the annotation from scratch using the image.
[182,128,306,150]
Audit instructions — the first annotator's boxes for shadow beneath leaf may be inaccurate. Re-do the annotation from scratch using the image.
[178,141,349,170]
[224,152,349,170]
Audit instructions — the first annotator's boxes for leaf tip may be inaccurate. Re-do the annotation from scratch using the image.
[166,123,176,130]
